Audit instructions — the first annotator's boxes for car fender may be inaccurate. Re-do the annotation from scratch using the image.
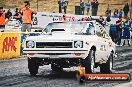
[83,42,97,60]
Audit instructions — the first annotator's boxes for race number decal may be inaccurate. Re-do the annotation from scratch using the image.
[33,17,38,25]
[100,45,106,51]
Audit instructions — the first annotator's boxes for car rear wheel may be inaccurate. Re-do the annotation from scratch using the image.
[84,50,95,74]
[100,53,113,73]
[28,58,39,76]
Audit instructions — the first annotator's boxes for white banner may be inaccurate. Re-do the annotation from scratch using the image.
[33,12,118,28]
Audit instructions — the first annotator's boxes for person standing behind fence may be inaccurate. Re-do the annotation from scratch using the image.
[85,0,90,15]
[58,0,62,13]
[113,9,118,18]
[105,8,111,17]
[123,3,129,18]
[13,8,22,24]
[21,1,36,32]
[122,18,131,46]
[6,9,12,19]
[119,9,123,18]
[91,0,99,16]
[62,0,68,14]
[80,0,85,15]
[0,7,10,32]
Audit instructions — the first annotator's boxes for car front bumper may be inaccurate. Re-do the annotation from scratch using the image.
[23,49,88,59]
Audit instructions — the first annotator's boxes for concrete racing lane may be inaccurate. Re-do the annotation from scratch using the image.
[0,46,132,87]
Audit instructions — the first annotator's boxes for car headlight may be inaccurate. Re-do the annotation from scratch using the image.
[74,41,83,48]
[26,41,35,48]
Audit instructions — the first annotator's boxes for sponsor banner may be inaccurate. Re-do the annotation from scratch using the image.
[34,12,118,28]
[0,32,40,59]
[77,73,131,83]
[77,66,131,83]
[0,32,21,59]
[84,73,130,82]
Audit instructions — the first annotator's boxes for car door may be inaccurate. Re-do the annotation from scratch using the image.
[95,23,108,62]
[102,30,113,57]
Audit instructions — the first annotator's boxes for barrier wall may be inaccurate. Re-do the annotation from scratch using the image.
[0,32,21,59]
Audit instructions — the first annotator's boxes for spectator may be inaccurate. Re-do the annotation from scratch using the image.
[80,0,85,15]
[13,8,22,24]
[113,9,118,18]
[98,16,105,26]
[116,18,123,46]
[109,24,116,42]
[91,0,99,16]
[119,9,123,18]
[21,1,37,32]
[62,0,68,14]
[0,7,10,32]
[122,17,131,46]
[105,8,111,17]
[85,0,90,15]
[123,3,129,18]
[6,9,12,19]
[105,8,111,22]
[58,0,62,13]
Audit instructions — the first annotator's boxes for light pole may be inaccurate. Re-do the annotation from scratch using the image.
[107,0,109,10]
[37,0,38,11]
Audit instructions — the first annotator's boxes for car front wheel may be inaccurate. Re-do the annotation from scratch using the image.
[28,58,39,76]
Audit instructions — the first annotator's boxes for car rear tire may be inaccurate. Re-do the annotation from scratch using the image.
[84,50,95,74]
[28,58,39,76]
[100,53,113,73]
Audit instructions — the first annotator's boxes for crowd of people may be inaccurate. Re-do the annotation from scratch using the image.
[110,17,132,46]
[105,3,130,18]
[57,0,99,15]
[58,0,130,19]
[0,1,36,32]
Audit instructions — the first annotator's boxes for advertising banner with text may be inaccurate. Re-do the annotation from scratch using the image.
[0,33,21,59]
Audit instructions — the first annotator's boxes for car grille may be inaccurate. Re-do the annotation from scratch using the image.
[36,42,72,48]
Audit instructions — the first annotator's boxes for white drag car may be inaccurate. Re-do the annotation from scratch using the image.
[23,21,116,76]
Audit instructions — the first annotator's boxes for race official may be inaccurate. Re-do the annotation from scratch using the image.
[0,7,10,32]
[122,18,131,46]
[21,1,36,32]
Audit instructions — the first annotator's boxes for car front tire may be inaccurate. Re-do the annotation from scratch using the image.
[28,58,39,76]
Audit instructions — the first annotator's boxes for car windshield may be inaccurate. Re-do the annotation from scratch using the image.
[43,22,95,35]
